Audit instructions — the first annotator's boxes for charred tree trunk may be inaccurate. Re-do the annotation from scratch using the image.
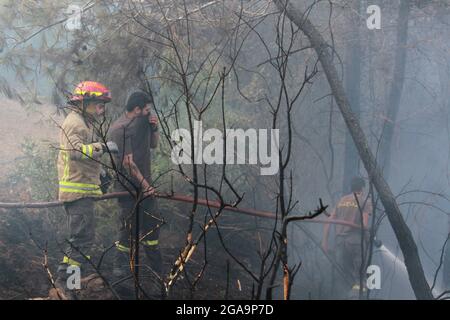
[379,0,411,180]
[342,0,362,193]
[274,0,433,300]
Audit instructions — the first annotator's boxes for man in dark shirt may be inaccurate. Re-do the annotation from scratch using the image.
[109,91,161,298]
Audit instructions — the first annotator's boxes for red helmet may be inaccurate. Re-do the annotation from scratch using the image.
[69,81,111,104]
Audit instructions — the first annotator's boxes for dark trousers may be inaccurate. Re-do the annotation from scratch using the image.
[58,197,96,276]
[113,197,162,283]
[335,233,367,289]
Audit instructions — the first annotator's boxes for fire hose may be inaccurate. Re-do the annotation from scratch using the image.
[0,191,364,230]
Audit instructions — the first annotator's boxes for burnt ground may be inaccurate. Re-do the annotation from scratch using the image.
[0,198,264,300]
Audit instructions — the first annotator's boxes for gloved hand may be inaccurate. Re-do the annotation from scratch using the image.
[99,168,112,194]
[104,141,119,154]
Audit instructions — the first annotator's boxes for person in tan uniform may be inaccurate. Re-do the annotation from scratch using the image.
[55,81,118,298]
[322,177,372,292]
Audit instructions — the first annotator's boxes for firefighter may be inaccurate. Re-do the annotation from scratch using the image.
[108,91,161,298]
[54,81,118,298]
[321,177,373,295]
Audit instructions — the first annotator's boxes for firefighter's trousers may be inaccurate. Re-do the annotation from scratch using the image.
[57,197,96,277]
[335,232,368,290]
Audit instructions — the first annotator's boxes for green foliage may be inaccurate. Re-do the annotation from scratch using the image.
[151,141,173,191]
[9,138,58,201]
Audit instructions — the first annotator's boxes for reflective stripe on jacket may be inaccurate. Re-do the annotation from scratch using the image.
[57,110,104,201]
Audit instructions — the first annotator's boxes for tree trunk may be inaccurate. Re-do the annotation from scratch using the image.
[274,0,433,300]
[379,0,411,181]
[342,0,362,193]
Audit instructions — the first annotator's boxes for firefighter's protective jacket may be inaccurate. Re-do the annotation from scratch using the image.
[57,110,104,201]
